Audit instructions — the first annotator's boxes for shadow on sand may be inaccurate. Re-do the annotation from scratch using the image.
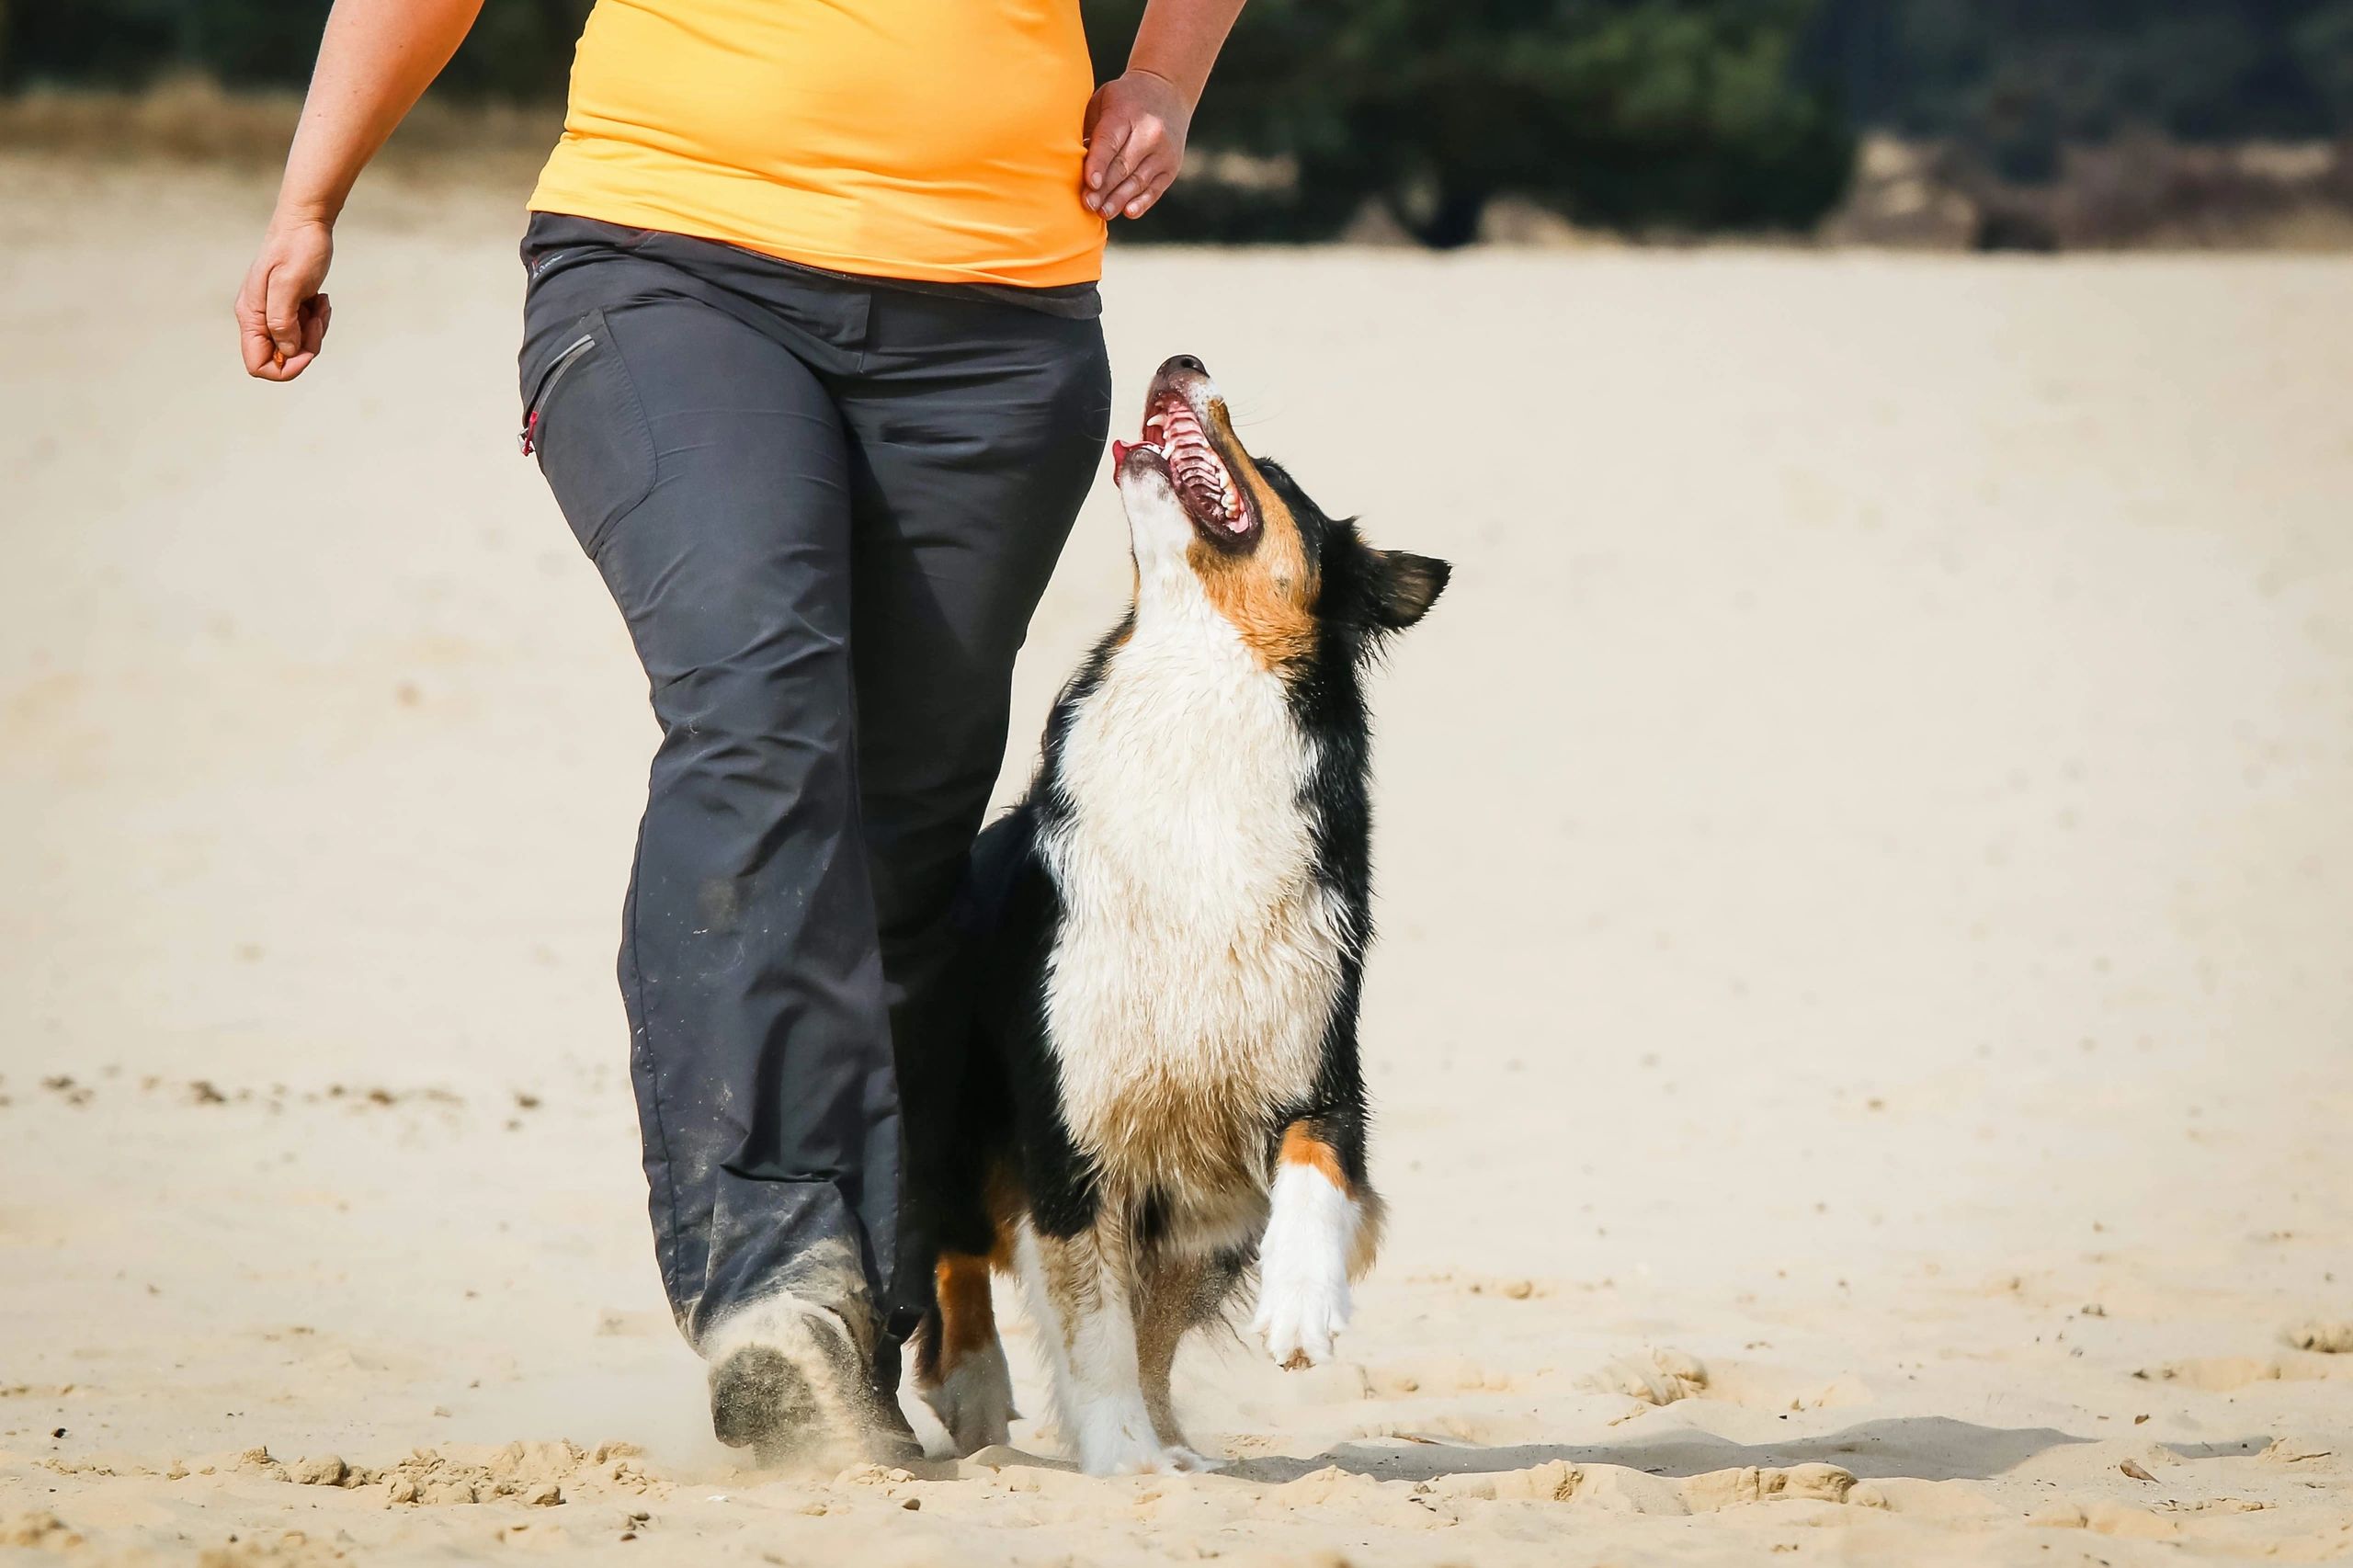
[1219,1415,2098,1486]
[948,1423,2278,1486]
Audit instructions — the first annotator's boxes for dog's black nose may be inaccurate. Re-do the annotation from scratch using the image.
[1162,354,1205,376]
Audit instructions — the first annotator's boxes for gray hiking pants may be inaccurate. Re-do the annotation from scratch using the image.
[517,214,1108,1369]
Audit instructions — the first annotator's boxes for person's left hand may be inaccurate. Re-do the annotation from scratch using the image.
[1082,70,1191,221]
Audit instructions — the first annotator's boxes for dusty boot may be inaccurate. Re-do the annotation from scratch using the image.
[710,1343,823,1462]
[706,1297,922,1467]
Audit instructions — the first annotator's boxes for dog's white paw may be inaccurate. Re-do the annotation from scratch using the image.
[1252,1263,1351,1369]
[1152,1444,1224,1474]
[915,1335,1017,1456]
[1071,1396,1168,1476]
[1255,1161,1357,1369]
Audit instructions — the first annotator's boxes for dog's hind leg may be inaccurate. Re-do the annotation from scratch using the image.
[1132,1251,1223,1471]
[912,1250,1017,1456]
[1013,1220,1198,1474]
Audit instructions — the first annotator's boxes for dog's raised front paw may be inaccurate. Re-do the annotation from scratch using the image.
[1251,1266,1350,1369]
[1255,1153,1364,1369]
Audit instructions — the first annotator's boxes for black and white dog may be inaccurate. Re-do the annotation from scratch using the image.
[904,355,1449,1475]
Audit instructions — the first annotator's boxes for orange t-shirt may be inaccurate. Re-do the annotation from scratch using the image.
[529,0,1108,288]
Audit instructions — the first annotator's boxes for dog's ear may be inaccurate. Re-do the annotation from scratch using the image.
[1370,551,1450,631]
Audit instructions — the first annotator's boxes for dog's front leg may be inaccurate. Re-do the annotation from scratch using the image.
[1255,1119,1384,1369]
[1014,1219,1174,1474]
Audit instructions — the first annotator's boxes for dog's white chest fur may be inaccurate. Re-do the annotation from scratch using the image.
[1040,590,1346,1202]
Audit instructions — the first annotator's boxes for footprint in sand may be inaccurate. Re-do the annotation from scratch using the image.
[1578,1346,1707,1406]
[1434,1458,1859,1513]
[4,1514,82,1551]
[1577,1348,1873,1415]
[2139,1354,2353,1392]
[196,1532,350,1567]
[1366,1356,1521,1397]
[1693,1361,1875,1414]
[2285,1320,2353,1354]
[1360,1411,1552,1448]
[216,1439,660,1509]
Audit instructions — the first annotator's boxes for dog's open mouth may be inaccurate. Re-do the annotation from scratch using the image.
[1115,387,1256,541]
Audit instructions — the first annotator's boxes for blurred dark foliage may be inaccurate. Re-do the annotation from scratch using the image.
[1814,0,2353,183]
[0,0,595,102]
[1086,0,1854,243]
[1,0,2348,242]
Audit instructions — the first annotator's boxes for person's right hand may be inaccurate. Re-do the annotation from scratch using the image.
[236,214,335,381]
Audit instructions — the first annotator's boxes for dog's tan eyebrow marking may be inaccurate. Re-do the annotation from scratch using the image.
[1187,463,1317,669]
[1278,1120,1350,1193]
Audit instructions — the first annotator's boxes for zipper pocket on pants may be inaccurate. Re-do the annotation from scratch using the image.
[518,333,597,456]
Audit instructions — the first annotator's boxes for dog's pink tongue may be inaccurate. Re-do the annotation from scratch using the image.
[1110,438,1132,471]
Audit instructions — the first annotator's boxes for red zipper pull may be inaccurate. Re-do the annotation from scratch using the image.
[517,408,540,457]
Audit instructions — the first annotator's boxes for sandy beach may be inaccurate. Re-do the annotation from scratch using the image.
[3,153,2350,1565]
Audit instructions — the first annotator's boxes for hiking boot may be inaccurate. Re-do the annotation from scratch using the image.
[708,1304,924,1467]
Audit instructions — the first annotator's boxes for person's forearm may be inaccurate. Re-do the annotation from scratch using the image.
[274,0,485,225]
[1126,0,1246,108]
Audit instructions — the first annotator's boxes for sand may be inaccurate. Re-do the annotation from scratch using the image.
[3,152,2350,1565]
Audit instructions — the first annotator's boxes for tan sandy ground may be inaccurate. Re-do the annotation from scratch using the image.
[2,153,2350,1566]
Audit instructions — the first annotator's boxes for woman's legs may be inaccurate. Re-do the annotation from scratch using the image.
[519,217,1106,1453]
[525,254,906,1460]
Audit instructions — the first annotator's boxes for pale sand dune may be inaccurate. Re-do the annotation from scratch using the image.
[3,153,2351,1564]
